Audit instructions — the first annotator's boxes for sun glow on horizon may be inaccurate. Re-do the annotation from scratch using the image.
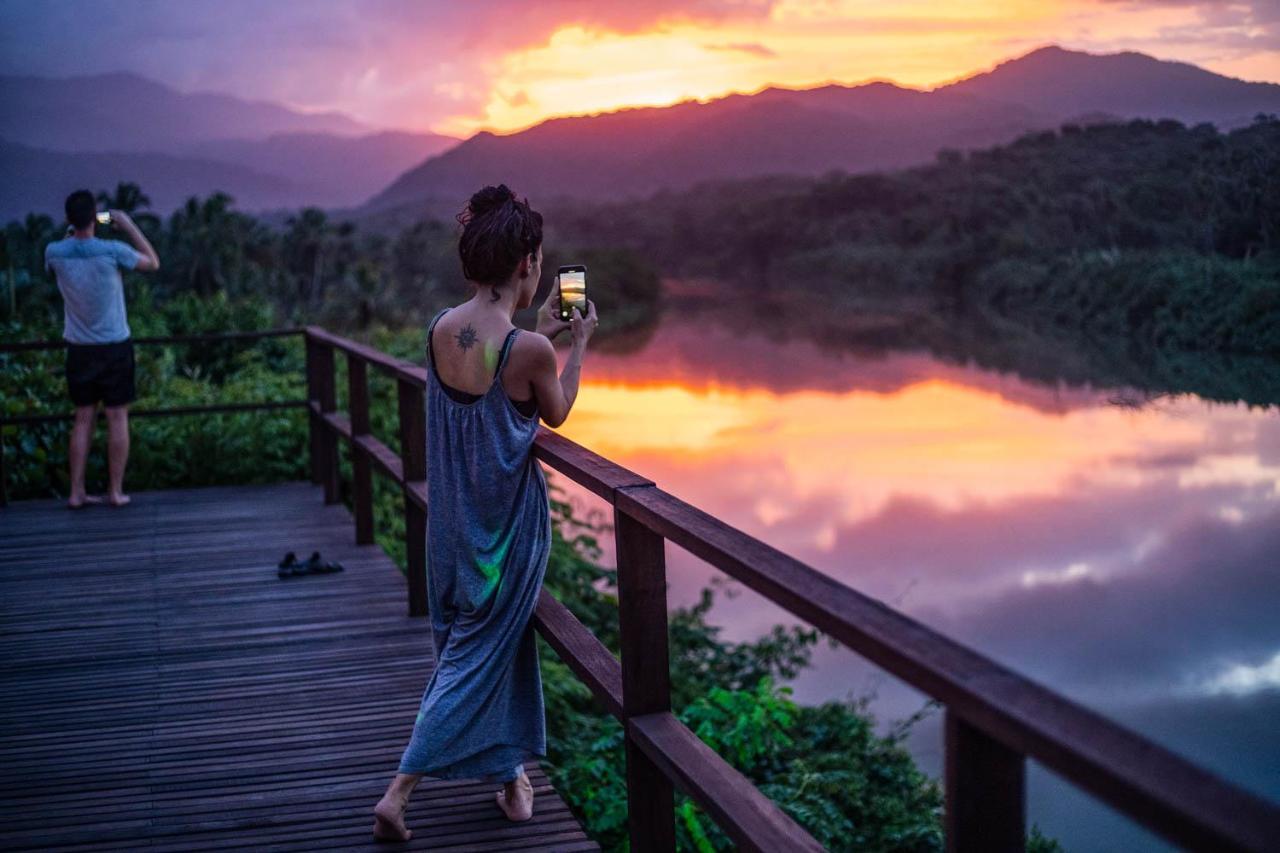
[430,0,1258,136]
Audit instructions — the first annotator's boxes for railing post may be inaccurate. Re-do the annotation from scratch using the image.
[0,425,7,507]
[945,710,1025,853]
[397,377,428,618]
[615,502,676,853]
[304,336,320,485]
[347,354,373,545]
[315,343,339,504]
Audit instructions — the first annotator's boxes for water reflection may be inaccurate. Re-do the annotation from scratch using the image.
[550,301,1280,849]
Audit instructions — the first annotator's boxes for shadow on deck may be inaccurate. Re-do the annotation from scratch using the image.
[0,483,599,852]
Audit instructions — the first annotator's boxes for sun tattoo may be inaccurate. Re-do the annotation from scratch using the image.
[455,324,478,351]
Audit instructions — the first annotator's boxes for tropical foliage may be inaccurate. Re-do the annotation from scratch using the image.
[552,116,1280,357]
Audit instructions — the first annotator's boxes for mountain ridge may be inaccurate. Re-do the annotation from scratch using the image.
[0,71,370,149]
[361,45,1280,216]
[0,73,458,218]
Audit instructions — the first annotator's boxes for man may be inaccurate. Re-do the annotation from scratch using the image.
[45,190,160,508]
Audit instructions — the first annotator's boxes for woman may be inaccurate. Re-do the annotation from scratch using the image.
[373,185,598,842]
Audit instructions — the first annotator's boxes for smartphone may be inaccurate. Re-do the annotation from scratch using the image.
[95,211,112,226]
[557,265,587,321]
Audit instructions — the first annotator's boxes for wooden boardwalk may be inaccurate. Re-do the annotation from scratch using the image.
[0,483,599,852]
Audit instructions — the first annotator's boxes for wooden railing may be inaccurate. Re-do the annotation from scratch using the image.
[0,330,305,506]
[4,328,1278,851]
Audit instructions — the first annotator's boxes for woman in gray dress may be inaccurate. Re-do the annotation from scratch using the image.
[373,185,598,842]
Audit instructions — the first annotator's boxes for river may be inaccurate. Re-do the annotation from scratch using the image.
[548,292,1280,851]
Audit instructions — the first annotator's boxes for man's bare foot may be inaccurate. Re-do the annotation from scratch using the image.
[67,494,104,510]
[107,492,131,508]
[373,791,412,842]
[496,768,534,822]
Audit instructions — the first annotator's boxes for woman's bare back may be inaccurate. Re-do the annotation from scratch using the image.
[430,306,535,407]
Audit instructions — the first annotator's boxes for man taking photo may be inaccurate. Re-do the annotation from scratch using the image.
[45,190,160,508]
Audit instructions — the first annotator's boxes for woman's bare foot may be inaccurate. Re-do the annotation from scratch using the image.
[373,790,412,842]
[496,768,534,822]
[106,492,131,508]
[67,494,103,510]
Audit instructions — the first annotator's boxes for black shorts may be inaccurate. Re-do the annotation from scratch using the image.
[65,340,136,408]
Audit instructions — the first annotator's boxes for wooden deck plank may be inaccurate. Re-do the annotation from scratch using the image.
[0,483,598,851]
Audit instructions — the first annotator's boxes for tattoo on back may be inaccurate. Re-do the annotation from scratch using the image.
[455,324,478,351]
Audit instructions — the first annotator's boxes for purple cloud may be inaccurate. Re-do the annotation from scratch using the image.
[0,0,778,130]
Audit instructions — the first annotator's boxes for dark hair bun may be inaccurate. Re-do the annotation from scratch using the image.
[466,184,517,219]
[456,184,544,286]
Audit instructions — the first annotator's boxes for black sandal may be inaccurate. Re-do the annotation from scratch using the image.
[277,552,299,579]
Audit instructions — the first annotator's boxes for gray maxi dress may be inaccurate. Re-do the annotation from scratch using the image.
[397,307,551,784]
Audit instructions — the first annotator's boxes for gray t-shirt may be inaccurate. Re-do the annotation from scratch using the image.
[45,236,142,344]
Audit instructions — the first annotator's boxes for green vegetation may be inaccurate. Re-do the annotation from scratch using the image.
[1,183,662,340]
[553,116,1280,360]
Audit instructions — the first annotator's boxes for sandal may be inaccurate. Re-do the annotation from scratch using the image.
[277,551,322,578]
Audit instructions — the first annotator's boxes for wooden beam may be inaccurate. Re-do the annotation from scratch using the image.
[628,711,825,853]
[615,503,675,852]
[532,427,653,503]
[946,710,1025,853]
[397,378,428,618]
[313,344,339,505]
[346,354,373,545]
[532,589,624,720]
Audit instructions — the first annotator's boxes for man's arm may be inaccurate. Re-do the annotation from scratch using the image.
[110,210,160,272]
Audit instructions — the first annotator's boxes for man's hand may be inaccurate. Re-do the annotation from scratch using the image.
[535,276,571,340]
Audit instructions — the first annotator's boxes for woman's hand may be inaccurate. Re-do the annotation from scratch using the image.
[569,299,598,351]
[535,278,572,340]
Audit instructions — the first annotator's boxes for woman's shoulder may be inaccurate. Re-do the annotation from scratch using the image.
[506,329,555,371]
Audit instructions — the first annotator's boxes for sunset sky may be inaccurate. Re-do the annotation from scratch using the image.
[2,0,1277,136]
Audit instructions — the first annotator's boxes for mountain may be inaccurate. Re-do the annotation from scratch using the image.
[940,45,1280,129]
[363,45,1280,216]
[365,83,1047,214]
[0,140,299,222]
[177,131,458,207]
[0,73,459,216]
[0,72,367,150]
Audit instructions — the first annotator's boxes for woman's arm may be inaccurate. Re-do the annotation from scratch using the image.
[526,300,597,428]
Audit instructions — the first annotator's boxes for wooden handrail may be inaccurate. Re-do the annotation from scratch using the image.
[300,326,1279,853]
[0,331,307,506]
[6,328,1274,850]
[0,328,302,353]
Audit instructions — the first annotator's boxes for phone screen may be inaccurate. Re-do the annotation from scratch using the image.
[558,269,586,320]
[95,211,111,225]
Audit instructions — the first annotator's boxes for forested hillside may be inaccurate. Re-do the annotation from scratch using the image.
[551,117,1280,356]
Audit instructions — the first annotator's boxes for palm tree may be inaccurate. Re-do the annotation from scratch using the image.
[1,214,57,316]
[166,193,246,296]
[282,208,334,318]
[96,182,151,215]
[97,183,161,233]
